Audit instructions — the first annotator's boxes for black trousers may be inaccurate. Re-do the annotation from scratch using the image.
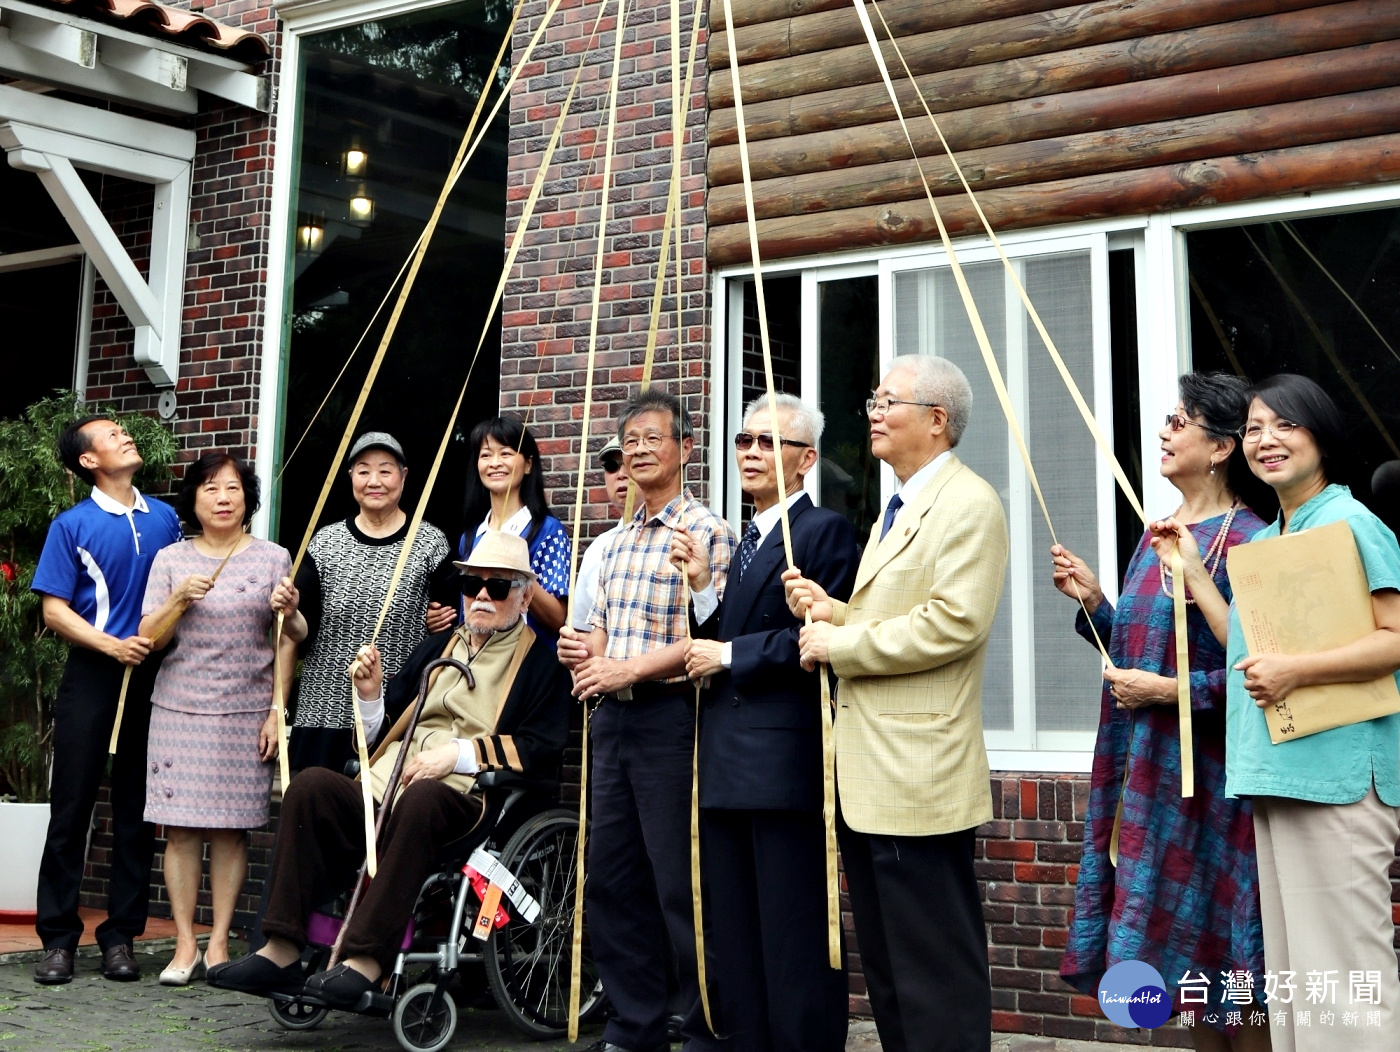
[837,818,991,1052]
[586,693,699,1052]
[683,808,849,1052]
[37,647,159,953]
[261,768,482,974]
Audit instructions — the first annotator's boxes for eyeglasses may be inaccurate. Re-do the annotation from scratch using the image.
[620,431,672,454]
[460,574,525,600]
[733,432,811,452]
[601,456,623,474]
[865,397,939,417]
[1164,413,1212,433]
[1239,421,1298,443]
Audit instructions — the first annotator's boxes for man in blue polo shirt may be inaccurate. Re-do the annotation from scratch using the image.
[29,416,182,984]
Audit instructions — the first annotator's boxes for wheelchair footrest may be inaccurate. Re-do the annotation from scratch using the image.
[268,989,395,1018]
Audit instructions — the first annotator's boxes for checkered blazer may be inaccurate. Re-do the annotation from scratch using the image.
[827,455,1009,836]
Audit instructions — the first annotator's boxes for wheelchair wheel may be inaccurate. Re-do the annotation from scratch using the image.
[392,982,458,1052]
[269,998,329,1031]
[485,807,606,1038]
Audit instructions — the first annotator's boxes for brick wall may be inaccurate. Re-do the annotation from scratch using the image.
[980,776,1191,1047]
[82,2,280,477]
[499,0,711,533]
[80,788,278,934]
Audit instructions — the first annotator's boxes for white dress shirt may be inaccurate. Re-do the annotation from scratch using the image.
[571,522,625,631]
[887,449,952,535]
[693,489,809,668]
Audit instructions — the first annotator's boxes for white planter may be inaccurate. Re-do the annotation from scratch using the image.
[0,802,50,919]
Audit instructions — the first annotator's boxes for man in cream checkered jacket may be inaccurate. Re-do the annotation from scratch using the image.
[785,354,1009,1052]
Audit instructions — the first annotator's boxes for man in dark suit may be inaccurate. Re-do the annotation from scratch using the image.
[671,393,859,1052]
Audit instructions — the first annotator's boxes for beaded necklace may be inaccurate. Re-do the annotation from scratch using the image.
[1159,500,1239,604]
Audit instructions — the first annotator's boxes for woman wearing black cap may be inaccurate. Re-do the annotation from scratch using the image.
[288,432,458,774]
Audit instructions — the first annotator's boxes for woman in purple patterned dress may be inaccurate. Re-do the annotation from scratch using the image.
[1051,374,1271,1050]
[139,454,306,984]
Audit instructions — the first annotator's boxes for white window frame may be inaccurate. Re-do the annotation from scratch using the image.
[253,0,467,538]
[708,184,1400,772]
[881,233,1116,760]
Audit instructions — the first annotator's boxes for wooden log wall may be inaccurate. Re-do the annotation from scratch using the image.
[705,0,1400,264]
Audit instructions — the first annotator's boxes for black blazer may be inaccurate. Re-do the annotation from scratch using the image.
[694,493,858,811]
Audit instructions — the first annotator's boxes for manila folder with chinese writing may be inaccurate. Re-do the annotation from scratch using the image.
[1226,518,1400,744]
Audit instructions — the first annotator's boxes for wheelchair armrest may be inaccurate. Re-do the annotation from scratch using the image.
[475,769,556,793]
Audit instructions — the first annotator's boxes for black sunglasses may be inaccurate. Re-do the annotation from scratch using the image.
[460,574,521,600]
[734,432,811,452]
[601,456,623,474]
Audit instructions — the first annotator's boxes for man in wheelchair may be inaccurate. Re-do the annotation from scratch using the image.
[208,531,571,1007]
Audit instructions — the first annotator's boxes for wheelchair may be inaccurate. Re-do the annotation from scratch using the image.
[262,658,606,1051]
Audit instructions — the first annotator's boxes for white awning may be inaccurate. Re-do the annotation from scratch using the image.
[0,0,268,114]
[1,82,196,387]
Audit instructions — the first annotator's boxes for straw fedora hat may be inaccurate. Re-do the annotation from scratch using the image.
[453,530,536,580]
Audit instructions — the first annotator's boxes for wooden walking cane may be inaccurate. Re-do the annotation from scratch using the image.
[109,537,242,755]
[560,0,661,1037]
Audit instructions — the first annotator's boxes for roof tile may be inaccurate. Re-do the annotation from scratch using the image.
[35,0,270,59]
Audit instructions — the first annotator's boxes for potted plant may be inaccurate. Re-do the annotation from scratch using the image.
[0,392,176,919]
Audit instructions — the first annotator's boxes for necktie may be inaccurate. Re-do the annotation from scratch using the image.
[880,493,904,540]
[735,521,761,582]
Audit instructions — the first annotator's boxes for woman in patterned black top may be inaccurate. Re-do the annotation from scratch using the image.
[289,433,458,774]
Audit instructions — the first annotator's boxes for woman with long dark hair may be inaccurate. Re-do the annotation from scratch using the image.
[1052,373,1270,1049]
[460,416,570,637]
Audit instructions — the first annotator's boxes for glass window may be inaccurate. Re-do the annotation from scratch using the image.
[816,276,880,541]
[275,0,512,543]
[0,163,84,417]
[1187,208,1400,535]
[889,245,1109,749]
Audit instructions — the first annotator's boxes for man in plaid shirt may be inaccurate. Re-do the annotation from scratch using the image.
[559,389,736,1052]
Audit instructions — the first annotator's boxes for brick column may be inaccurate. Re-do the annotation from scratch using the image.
[501,0,711,540]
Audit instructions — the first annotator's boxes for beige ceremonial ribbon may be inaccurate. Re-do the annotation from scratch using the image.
[865,0,1146,529]
[565,0,631,1036]
[681,571,715,1034]
[722,0,842,971]
[1171,548,1193,798]
[334,9,520,879]
[856,0,1188,858]
[278,0,561,485]
[355,0,607,879]
[109,537,241,754]
[271,612,290,791]
[302,0,568,879]
[620,0,700,525]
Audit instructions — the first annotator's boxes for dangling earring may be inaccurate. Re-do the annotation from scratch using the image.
[1209,461,1217,476]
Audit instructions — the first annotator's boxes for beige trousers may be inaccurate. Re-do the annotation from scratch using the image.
[1253,786,1400,1052]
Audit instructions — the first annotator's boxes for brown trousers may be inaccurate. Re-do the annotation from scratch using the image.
[262,767,482,972]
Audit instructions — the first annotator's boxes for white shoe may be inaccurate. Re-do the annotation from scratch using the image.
[159,949,205,986]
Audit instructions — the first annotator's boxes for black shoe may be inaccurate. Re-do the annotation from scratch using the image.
[34,948,74,985]
[584,1042,668,1052]
[303,963,377,1007]
[100,944,141,982]
[207,953,305,995]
